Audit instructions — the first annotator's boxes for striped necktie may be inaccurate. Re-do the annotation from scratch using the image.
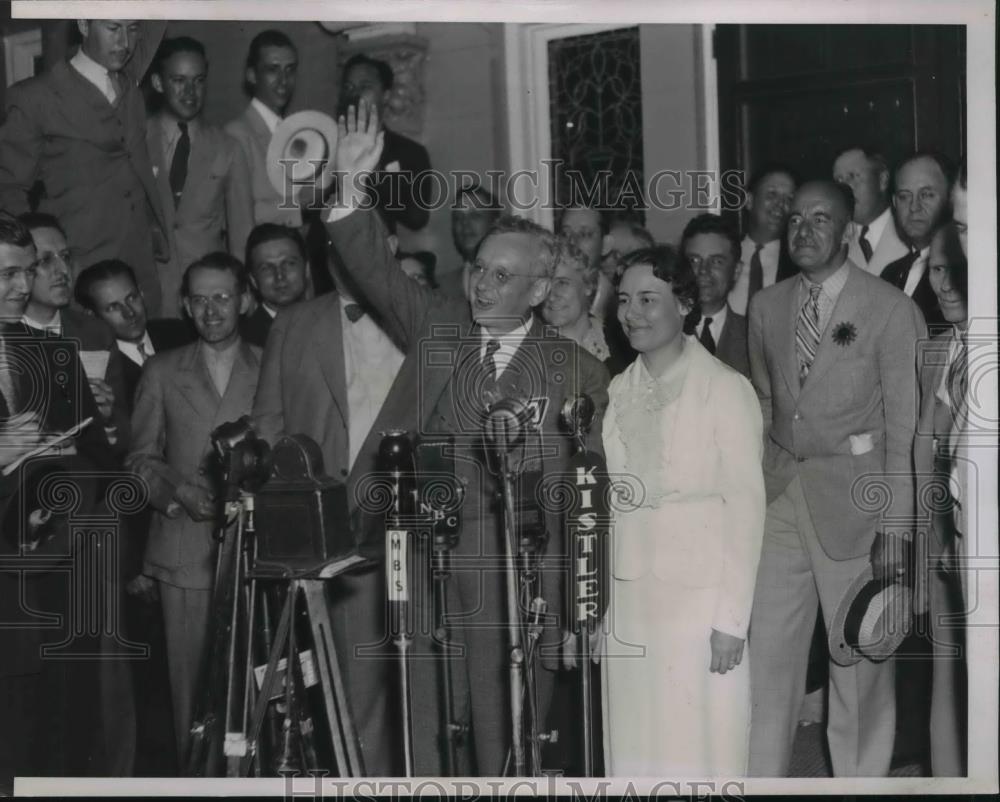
[796,284,822,382]
[947,331,968,426]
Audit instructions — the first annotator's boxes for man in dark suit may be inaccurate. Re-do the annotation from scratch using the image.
[729,163,799,316]
[832,146,909,276]
[148,37,254,318]
[240,223,311,347]
[75,260,195,411]
[126,253,261,764]
[321,102,610,775]
[880,152,951,328]
[0,214,135,783]
[74,257,193,774]
[746,181,926,776]
[18,213,130,447]
[0,19,169,315]
[338,54,432,233]
[682,213,750,377]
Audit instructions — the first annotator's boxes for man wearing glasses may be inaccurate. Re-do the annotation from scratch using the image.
[126,252,261,764]
[322,103,610,776]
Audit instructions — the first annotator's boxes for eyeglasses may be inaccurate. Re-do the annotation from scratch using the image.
[188,292,238,310]
[36,249,75,271]
[469,264,543,287]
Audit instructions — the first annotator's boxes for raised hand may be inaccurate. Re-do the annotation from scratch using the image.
[334,100,385,188]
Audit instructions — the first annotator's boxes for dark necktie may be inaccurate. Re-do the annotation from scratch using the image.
[882,249,918,291]
[108,70,124,104]
[748,243,764,301]
[699,317,717,355]
[858,225,873,263]
[169,121,190,206]
[482,338,501,381]
[137,341,150,364]
[343,303,364,323]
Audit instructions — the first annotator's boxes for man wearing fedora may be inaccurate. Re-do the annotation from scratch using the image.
[148,37,253,318]
[746,180,926,776]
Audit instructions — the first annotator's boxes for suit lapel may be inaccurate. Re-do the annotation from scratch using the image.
[175,343,222,419]
[179,125,216,215]
[147,118,177,234]
[774,279,803,399]
[312,299,348,429]
[214,342,259,428]
[800,266,866,391]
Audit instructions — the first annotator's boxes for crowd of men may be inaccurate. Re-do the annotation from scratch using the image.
[0,17,976,786]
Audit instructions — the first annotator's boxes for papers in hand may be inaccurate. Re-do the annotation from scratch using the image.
[1,416,94,477]
[79,350,111,381]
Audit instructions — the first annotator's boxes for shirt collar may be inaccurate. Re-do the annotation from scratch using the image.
[22,310,61,334]
[480,316,532,345]
[116,331,153,363]
[800,259,850,301]
[744,235,780,255]
[251,97,283,134]
[69,48,111,90]
[862,204,893,243]
[161,113,198,143]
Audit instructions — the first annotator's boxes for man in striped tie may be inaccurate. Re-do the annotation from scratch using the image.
[745,180,926,777]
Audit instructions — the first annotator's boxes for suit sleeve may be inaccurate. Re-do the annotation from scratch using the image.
[879,295,927,527]
[224,133,254,259]
[251,310,288,446]
[711,372,766,639]
[125,359,184,512]
[104,344,132,453]
[747,293,772,443]
[0,84,42,215]
[327,207,443,350]
[126,21,168,84]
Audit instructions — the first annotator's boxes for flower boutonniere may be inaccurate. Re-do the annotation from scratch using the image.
[832,321,858,347]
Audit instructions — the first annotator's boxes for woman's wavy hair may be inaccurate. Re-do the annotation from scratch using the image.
[618,245,701,335]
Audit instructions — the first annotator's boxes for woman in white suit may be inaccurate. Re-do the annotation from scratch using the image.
[602,246,765,776]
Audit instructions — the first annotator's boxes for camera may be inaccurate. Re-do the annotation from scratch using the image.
[210,417,354,576]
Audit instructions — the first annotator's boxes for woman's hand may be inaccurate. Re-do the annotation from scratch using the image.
[709,628,744,674]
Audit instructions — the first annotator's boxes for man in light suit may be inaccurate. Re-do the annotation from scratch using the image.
[127,252,261,764]
[322,102,610,776]
[682,212,749,377]
[833,146,909,276]
[224,30,301,229]
[148,37,254,318]
[0,19,169,315]
[251,226,405,775]
[746,180,926,776]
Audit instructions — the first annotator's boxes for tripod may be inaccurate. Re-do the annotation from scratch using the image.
[186,491,370,777]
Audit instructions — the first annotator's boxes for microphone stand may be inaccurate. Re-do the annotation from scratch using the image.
[497,446,528,776]
[379,431,416,777]
[487,399,546,776]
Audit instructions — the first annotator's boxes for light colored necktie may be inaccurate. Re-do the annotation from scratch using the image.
[796,284,822,382]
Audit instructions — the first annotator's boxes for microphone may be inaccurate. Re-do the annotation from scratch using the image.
[377,430,416,609]
[484,397,534,454]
